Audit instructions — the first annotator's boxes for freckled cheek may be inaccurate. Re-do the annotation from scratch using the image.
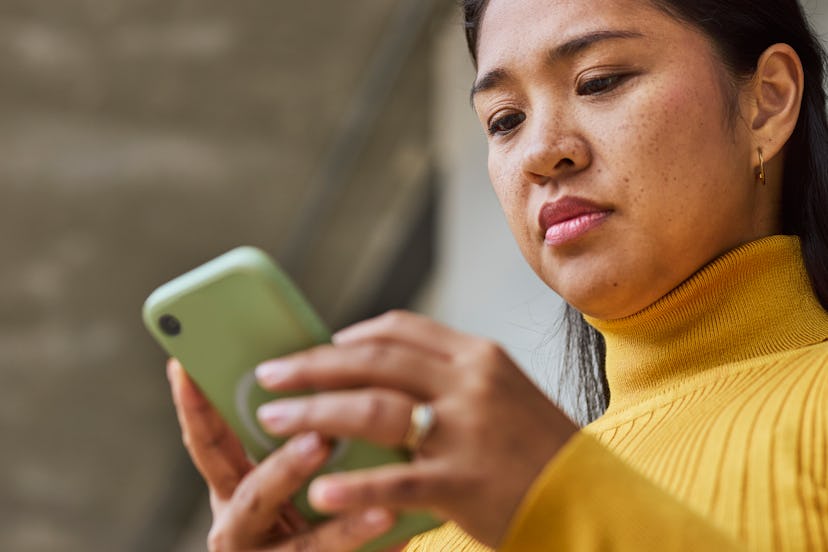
[612,84,711,205]
[489,165,537,257]
[643,80,712,152]
[489,160,522,219]
[499,187,530,236]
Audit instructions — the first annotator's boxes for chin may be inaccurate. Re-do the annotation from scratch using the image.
[568,297,618,320]
[539,244,666,320]
[557,279,651,321]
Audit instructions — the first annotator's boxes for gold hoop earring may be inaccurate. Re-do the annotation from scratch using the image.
[757,148,766,186]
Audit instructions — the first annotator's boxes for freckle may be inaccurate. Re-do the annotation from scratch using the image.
[624,177,630,183]
[613,282,619,287]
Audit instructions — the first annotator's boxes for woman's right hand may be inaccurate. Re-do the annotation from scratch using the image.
[167,359,397,552]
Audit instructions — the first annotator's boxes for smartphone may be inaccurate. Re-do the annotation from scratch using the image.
[142,246,439,551]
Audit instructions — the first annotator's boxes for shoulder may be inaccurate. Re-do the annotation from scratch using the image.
[795,339,828,370]
[780,340,828,397]
[812,340,828,383]
[766,339,828,375]
[788,341,828,424]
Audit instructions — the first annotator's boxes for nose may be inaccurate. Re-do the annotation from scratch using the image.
[520,121,591,185]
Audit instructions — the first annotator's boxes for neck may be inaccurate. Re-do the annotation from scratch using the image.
[585,236,828,413]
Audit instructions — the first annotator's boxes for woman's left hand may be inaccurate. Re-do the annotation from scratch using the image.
[254,310,578,548]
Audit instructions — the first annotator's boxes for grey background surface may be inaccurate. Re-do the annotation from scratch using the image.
[1,1,438,550]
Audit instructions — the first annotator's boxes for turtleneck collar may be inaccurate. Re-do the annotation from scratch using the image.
[585,236,828,414]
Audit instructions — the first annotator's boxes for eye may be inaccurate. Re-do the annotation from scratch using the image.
[487,111,526,136]
[577,74,626,96]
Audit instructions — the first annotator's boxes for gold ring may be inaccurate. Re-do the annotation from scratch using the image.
[402,403,435,453]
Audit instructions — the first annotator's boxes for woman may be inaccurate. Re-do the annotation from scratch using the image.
[168,0,828,549]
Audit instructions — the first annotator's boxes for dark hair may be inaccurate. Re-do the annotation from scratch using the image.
[463,0,828,423]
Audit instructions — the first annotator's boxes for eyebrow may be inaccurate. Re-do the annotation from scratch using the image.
[470,30,645,102]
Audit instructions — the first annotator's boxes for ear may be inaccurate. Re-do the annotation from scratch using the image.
[745,43,804,163]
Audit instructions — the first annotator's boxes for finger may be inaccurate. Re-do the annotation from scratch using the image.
[333,310,473,357]
[168,359,253,500]
[221,432,331,547]
[280,503,311,534]
[256,342,444,398]
[257,389,415,447]
[308,463,453,513]
[271,509,395,552]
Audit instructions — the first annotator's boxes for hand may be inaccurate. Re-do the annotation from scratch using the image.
[254,311,579,548]
[167,359,397,551]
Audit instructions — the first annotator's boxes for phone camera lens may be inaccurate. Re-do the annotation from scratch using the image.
[159,315,182,336]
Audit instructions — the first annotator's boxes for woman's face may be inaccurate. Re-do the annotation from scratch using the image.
[473,0,778,319]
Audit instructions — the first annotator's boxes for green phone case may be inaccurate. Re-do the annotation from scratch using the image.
[142,246,439,551]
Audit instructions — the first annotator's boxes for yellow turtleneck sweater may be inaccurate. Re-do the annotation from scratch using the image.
[405,236,828,551]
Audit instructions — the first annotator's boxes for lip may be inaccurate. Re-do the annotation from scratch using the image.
[538,197,612,247]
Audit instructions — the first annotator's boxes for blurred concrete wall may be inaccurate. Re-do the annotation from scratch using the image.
[808,0,828,28]
[0,1,440,550]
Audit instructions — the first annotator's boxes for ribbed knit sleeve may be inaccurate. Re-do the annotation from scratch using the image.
[404,524,492,551]
[499,432,740,551]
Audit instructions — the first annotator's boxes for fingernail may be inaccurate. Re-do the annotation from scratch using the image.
[255,360,290,386]
[361,508,393,530]
[257,402,303,432]
[331,327,357,344]
[310,478,348,509]
[166,358,178,383]
[292,432,324,456]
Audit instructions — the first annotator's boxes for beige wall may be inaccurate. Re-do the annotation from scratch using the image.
[805,0,828,28]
